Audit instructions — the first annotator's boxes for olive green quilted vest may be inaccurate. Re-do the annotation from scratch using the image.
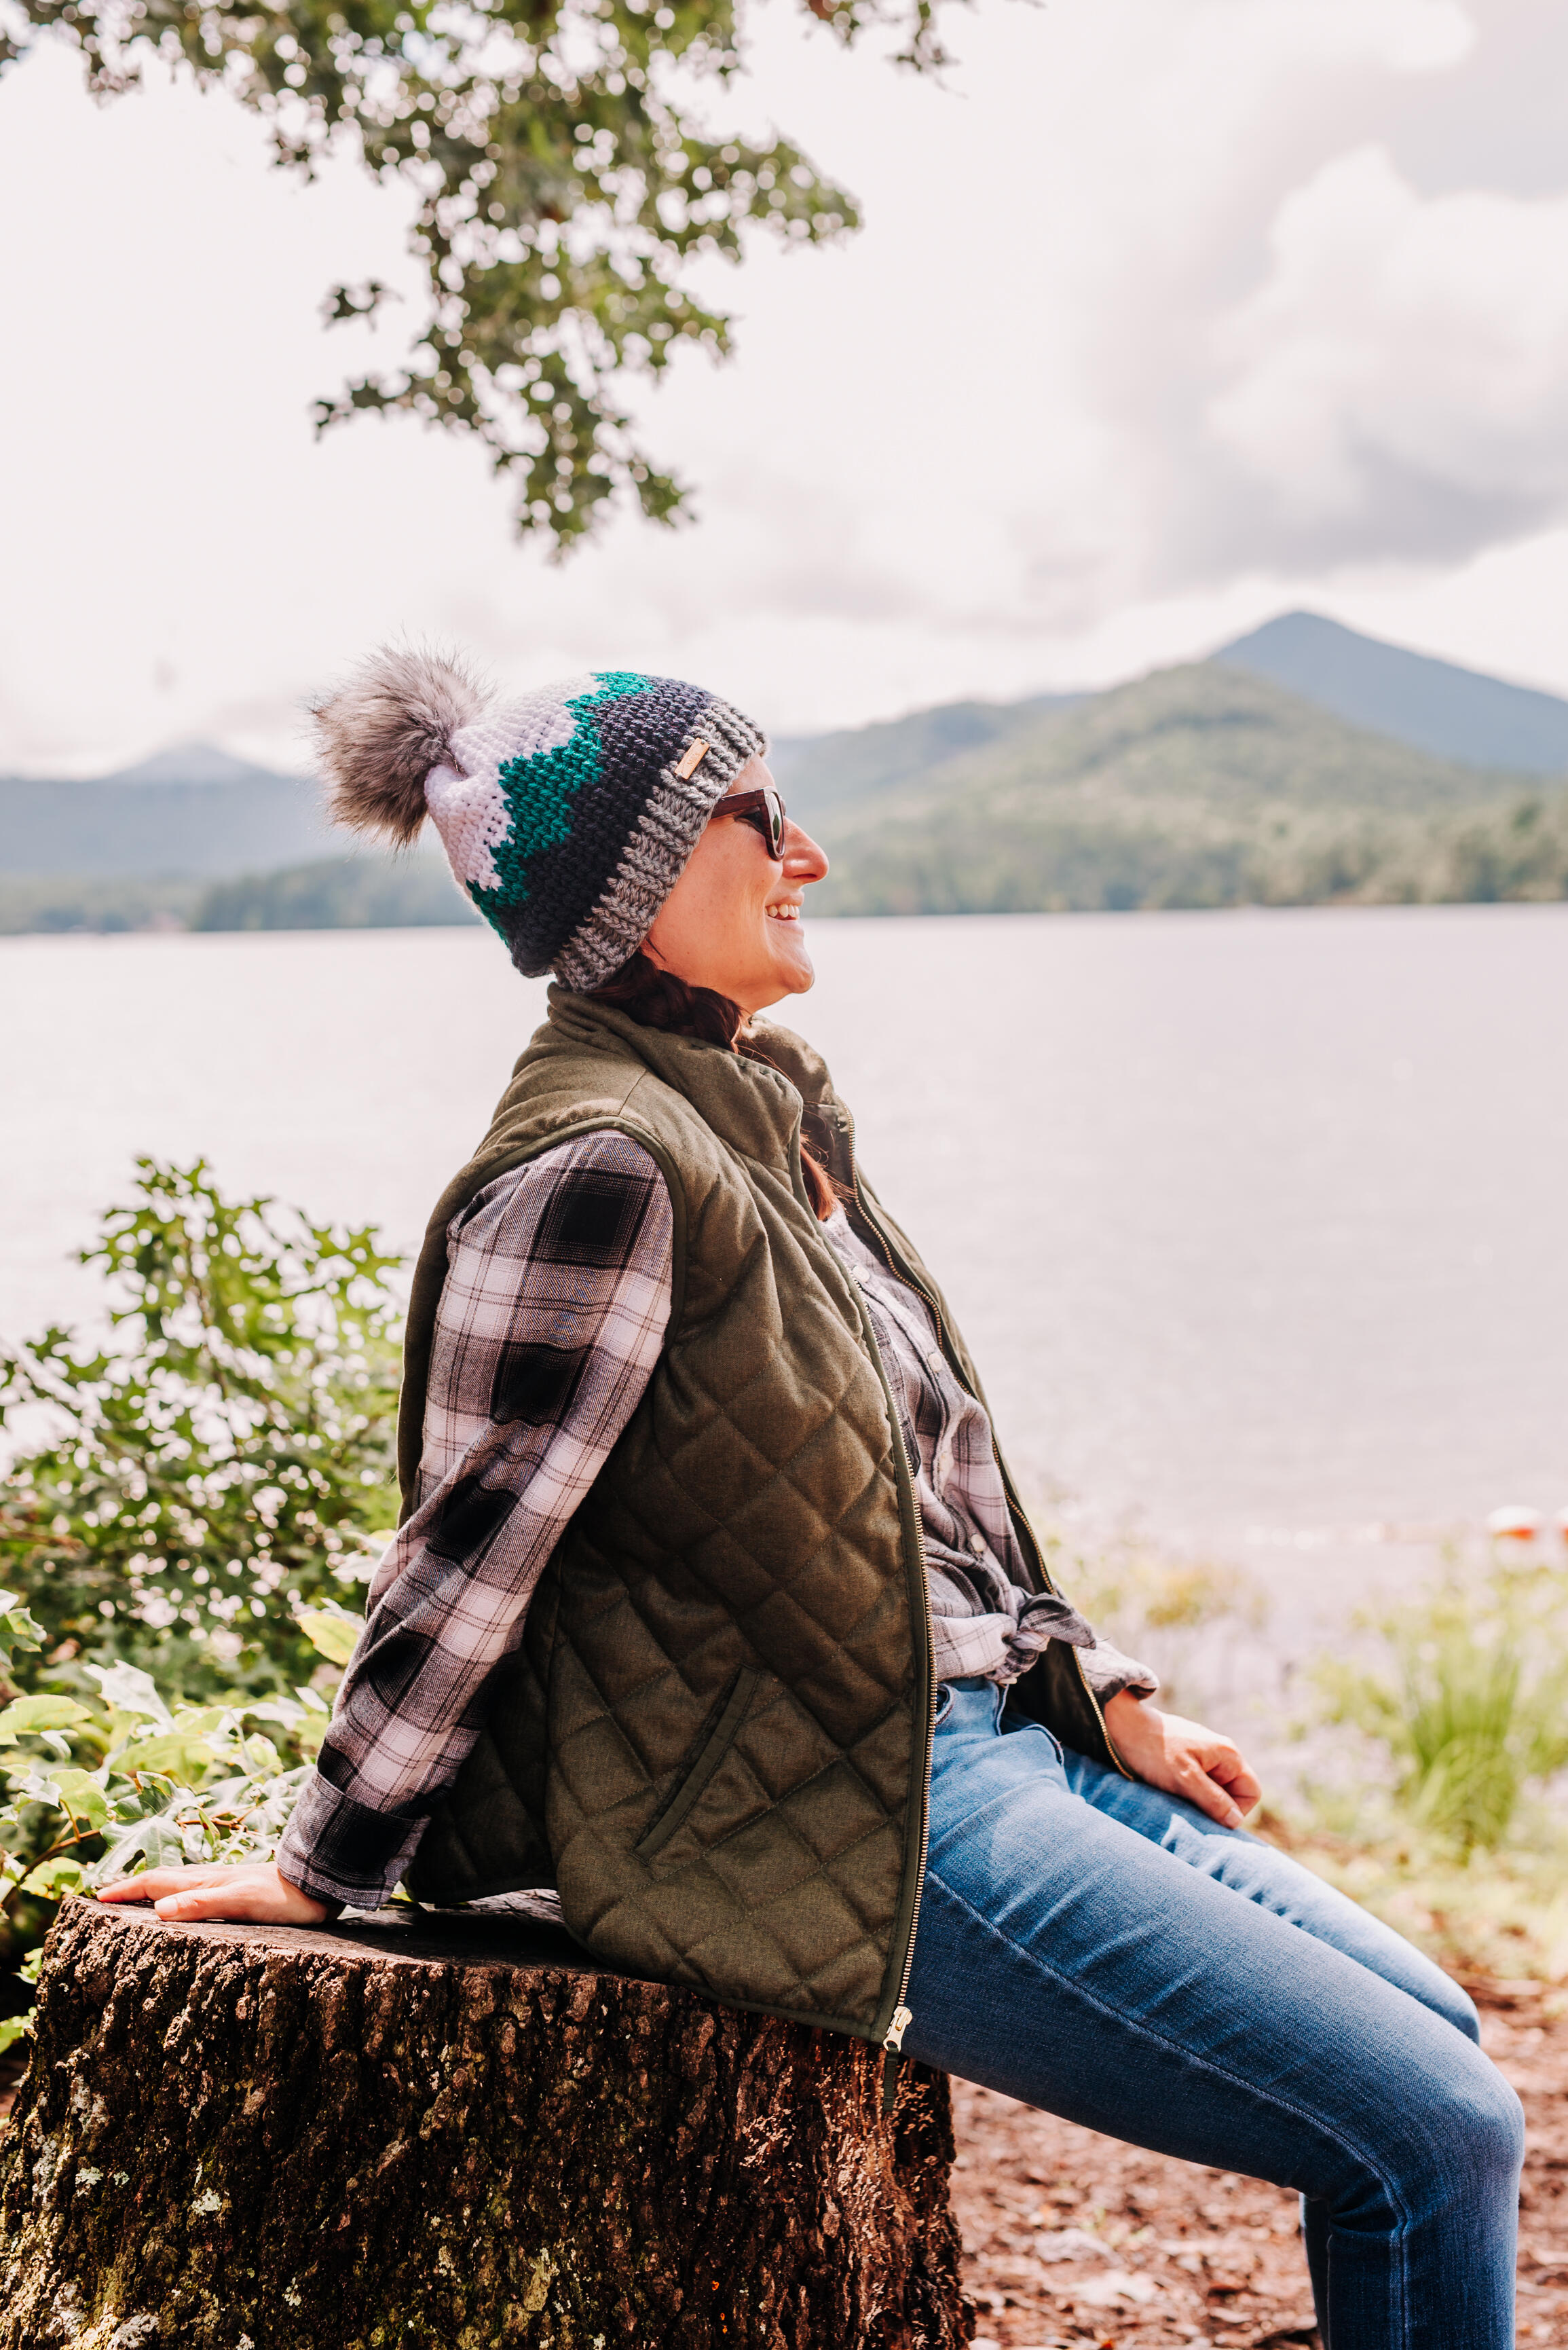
[399,988,1115,2045]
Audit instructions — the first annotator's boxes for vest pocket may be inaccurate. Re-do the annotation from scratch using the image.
[635,1667,764,1862]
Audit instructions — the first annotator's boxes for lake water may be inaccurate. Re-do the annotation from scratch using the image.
[4,906,1567,1678]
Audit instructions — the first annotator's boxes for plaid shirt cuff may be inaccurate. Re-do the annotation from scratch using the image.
[278,1763,431,1911]
[1078,1639,1161,1706]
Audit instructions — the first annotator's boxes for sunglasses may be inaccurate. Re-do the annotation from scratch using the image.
[711,785,787,860]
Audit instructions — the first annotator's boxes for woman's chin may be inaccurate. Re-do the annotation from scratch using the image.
[764,930,815,995]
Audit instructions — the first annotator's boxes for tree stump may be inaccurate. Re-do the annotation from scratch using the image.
[0,1899,971,2349]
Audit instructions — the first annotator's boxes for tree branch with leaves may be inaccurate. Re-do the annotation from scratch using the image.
[3,0,948,546]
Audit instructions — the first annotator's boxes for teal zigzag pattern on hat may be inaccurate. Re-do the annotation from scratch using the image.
[472,671,652,918]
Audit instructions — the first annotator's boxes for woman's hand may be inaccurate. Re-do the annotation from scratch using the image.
[98,1862,331,1927]
[1102,1692,1262,1830]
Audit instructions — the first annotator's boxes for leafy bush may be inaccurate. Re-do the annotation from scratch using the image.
[0,1159,403,1709]
[0,1584,365,2037]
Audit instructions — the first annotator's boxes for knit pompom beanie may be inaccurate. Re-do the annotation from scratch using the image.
[310,648,768,989]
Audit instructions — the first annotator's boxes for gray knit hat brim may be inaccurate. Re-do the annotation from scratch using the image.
[553,697,765,989]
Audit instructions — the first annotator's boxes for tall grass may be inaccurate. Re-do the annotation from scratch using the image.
[1313,1561,1568,1857]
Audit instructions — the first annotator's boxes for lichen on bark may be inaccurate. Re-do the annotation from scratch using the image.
[0,1902,970,2349]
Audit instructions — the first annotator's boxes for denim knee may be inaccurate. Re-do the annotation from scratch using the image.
[1428,1974,1482,2045]
[1474,2068,1527,2186]
[1328,2044,1523,2247]
[1406,2046,1525,2209]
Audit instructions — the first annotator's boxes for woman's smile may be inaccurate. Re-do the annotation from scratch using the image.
[643,756,829,1014]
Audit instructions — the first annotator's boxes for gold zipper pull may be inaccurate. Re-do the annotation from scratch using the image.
[883,2003,913,2053]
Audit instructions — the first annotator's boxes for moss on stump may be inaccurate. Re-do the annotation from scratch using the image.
[0,1900,970,2349]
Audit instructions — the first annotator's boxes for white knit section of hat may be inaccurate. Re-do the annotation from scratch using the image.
[425,677,599,892]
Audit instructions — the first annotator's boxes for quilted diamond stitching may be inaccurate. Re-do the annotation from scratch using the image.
[413,1007,938,2038]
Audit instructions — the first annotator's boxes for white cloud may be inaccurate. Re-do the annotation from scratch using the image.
[3,0,1568,768]
[1203,146,1568,563]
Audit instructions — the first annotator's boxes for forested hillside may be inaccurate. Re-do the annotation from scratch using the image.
[804,665,1568,915]
[5,626,1567,932]
[191,856,479,932]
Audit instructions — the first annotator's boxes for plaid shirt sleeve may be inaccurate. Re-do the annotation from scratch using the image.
[278,1131,673,1911]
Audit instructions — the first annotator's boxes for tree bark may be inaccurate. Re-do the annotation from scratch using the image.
[0,1900,971,2350]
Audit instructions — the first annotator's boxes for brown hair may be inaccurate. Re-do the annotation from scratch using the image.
[589,951,849,1222]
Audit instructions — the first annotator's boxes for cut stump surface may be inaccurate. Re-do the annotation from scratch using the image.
[0,1901,969,2350]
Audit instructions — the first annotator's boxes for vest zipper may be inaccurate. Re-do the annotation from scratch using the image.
[840,1253,935,2073]
[788,1113,937,2063]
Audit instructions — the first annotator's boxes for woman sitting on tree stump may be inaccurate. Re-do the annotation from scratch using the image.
[105,654,1523,2349]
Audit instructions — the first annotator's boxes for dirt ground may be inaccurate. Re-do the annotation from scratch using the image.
[3,1978,1565,2341]
[949,1979,1568,2348]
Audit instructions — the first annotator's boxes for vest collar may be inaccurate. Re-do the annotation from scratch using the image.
[543,985,840,1172]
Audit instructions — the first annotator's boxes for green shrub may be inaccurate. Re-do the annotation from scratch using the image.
[0,1584,365,2030]
[0,1158,403,1709]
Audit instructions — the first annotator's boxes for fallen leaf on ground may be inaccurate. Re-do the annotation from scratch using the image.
[1067,2271,1160,2308]
[1034,2226,1120,2264]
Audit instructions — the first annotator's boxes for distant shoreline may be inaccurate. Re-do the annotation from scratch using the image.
[6,887,1568,942]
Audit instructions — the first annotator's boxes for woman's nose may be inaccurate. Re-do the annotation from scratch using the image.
[783,821,829,882]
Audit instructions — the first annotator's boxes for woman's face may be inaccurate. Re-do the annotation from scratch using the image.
[644,758,829,1015]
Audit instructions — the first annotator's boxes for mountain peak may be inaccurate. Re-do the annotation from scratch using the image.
[1212,612,1568,775]
[102,741,301,788]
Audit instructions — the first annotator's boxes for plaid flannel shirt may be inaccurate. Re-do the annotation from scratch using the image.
[278,1132,674,1910]
[825,1211,1156,1700]
[280,1137,1153,1912]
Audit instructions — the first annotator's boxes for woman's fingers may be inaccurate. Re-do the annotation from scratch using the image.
[1208,1748,1263,1816]
[1076,1693,1263,1829]
[1178,1742,1263,1830]
[151,1881,276,1922]
[1174,1752,1246,1830]
[100,1866,227,1904]
[98,1862,330,1927]
[1130,1705,1263,1829]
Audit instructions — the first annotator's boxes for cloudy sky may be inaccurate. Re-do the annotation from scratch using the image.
[3,0,1568,772]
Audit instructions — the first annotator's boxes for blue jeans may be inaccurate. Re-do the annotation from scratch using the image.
[904,1681,1523,2350]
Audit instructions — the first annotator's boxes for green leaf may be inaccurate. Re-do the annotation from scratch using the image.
[45,1768,111,1829]
[21,1855,88,1898]
[8,1765,69,1811]
[168,1708,229,1739]
[0,2013,33,2057]
[0,0,879,549]
[0,1150,404,1963]
[0,1595,45,1661]
[121,1732,218,1778]
[0,1696,96,1744]
[298,1609,364,1667]
[91,1814,191,1884]
[86,1664,172,1725]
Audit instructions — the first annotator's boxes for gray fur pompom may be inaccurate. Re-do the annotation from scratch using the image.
[310,645,487,846]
